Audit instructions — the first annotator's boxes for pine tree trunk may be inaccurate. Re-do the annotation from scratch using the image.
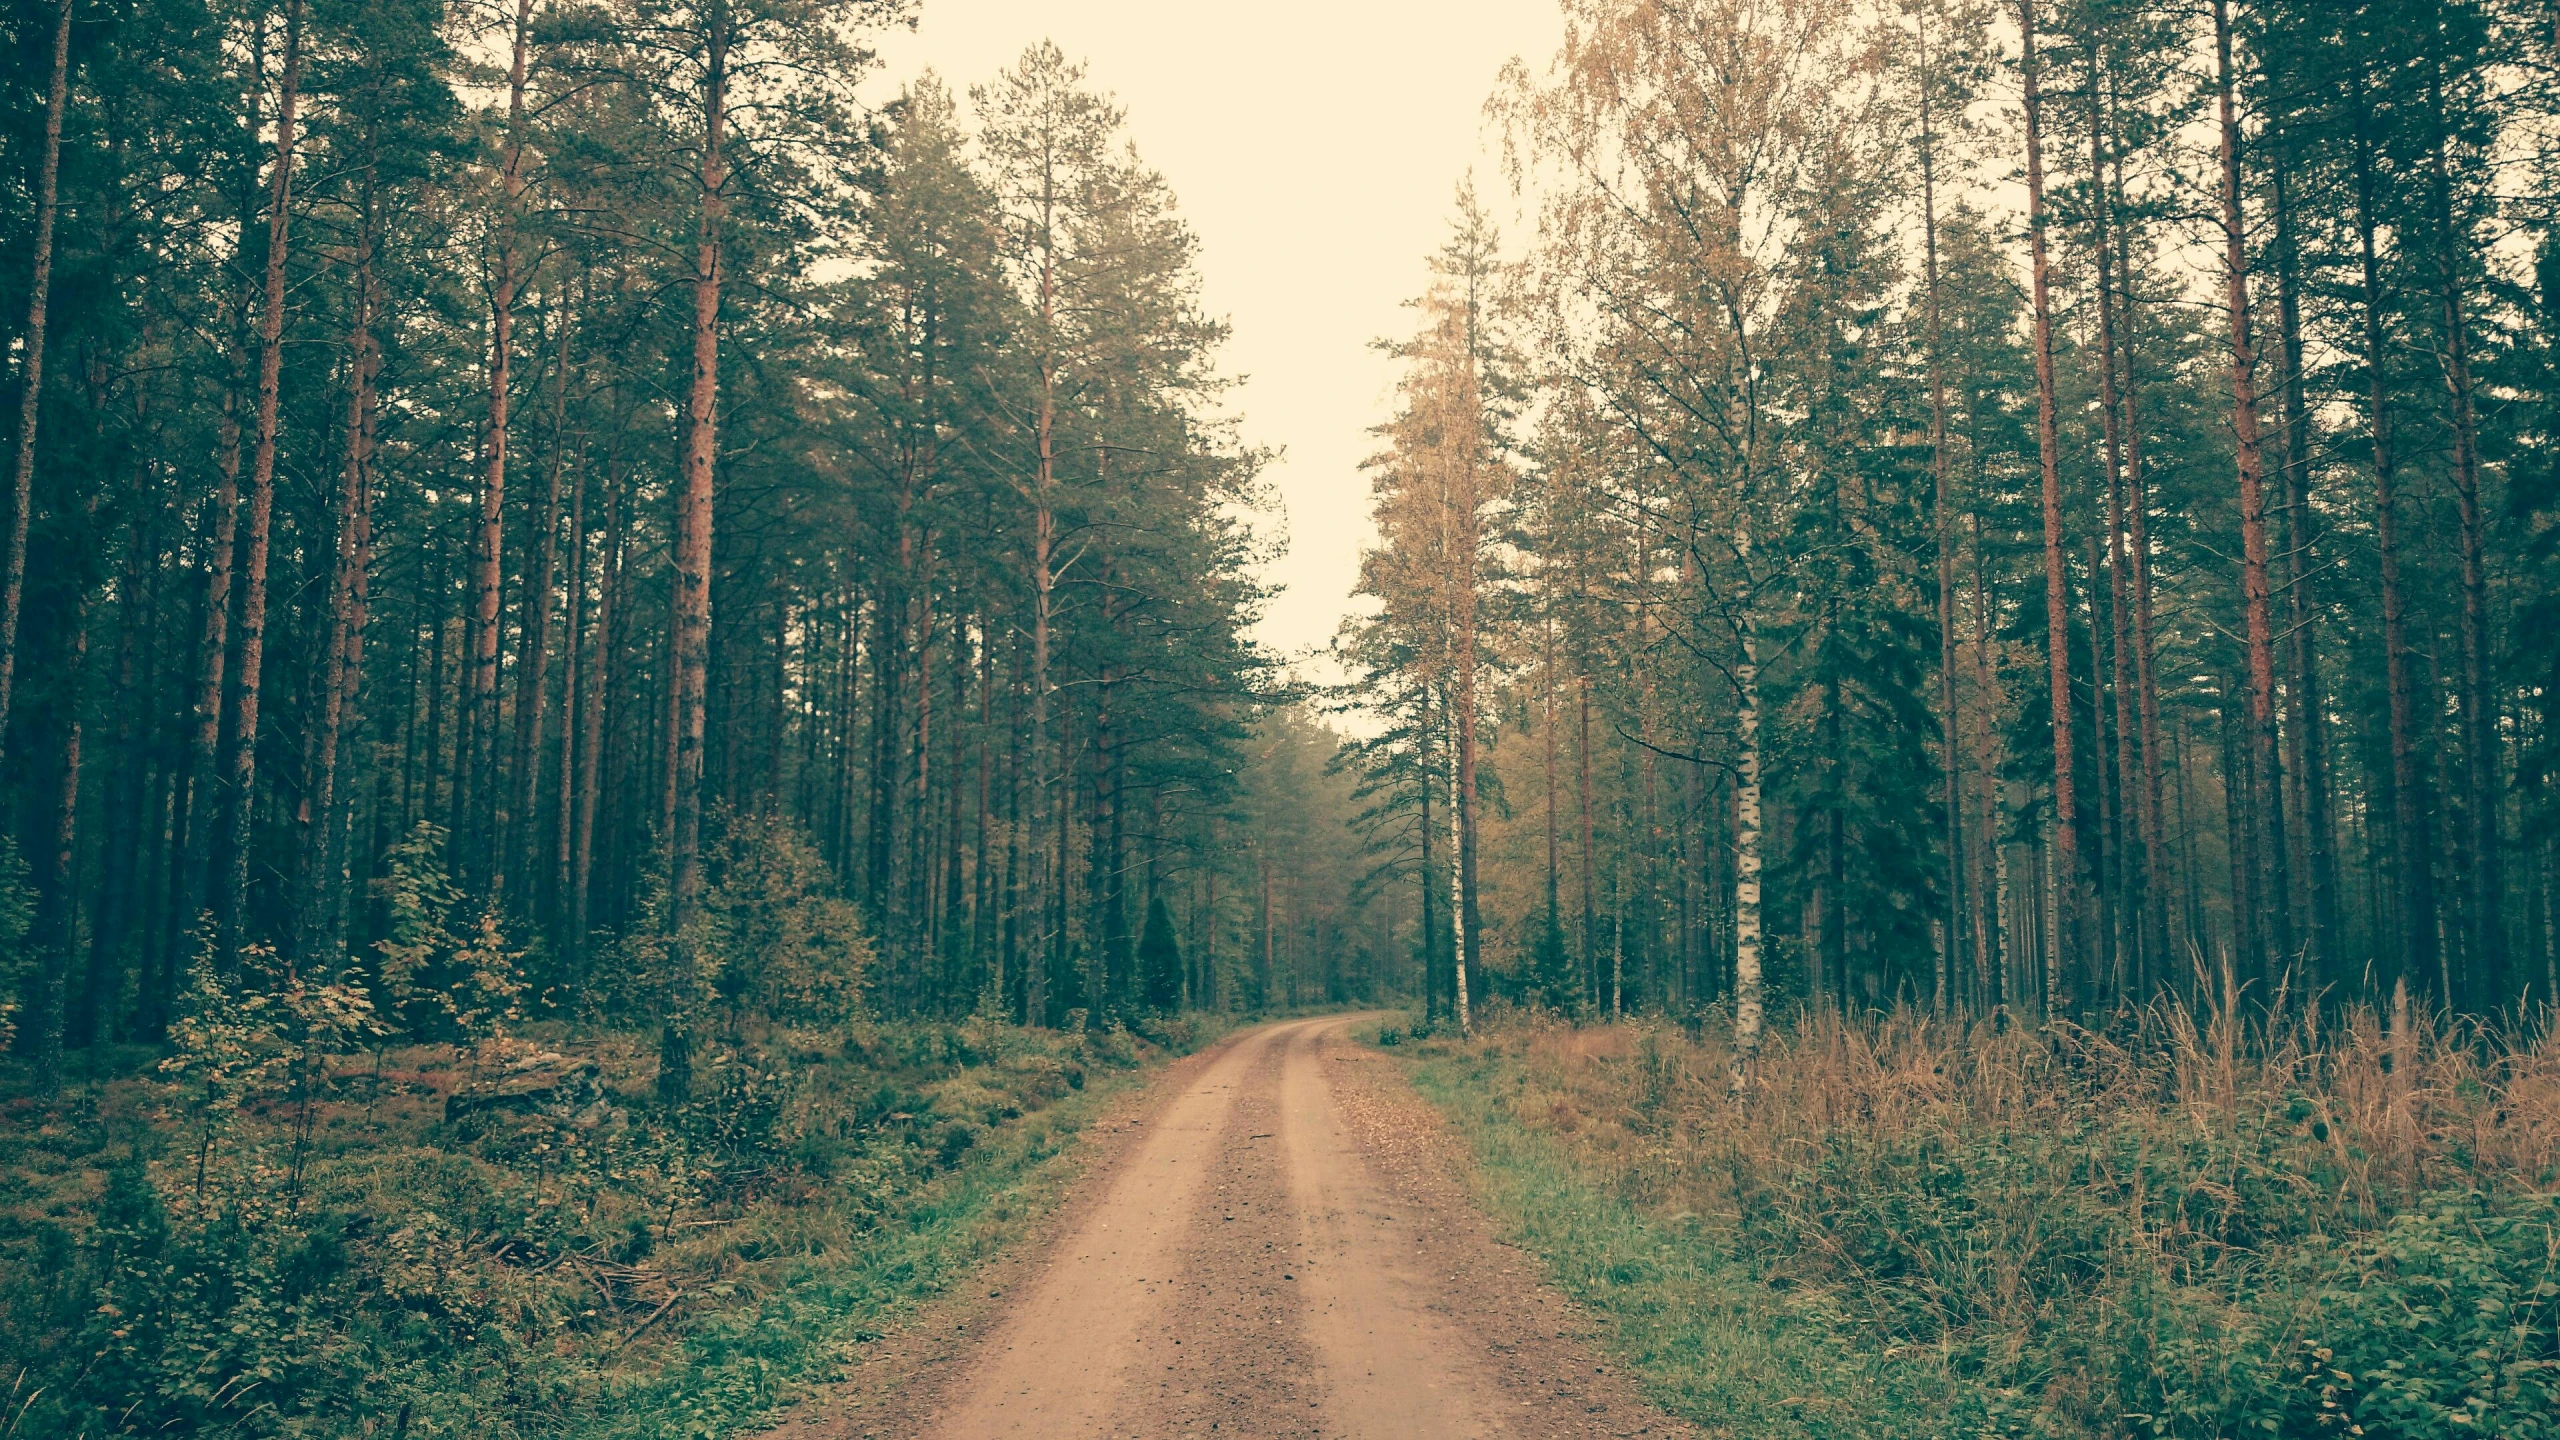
[81,514,157,1045]
[467,0,539,894]
[1577,674,1600,1014]
[1448,699,1469,1033]
[1543,617,1561,968]
[1456,646,1481,1028]
[2354,116,2437,1005]
[2428,71,2503,1009]
[29,581,91,1089]
[662,10,727,1097]
[973,633,995,997]
[2089,63,2146,1003]
[509,300,574,907]
[221,0,305,967]
[1419,683,1439,1023]
[2083,534,2121,1004]
[1823,649,1846,1010]
[570,445,620,954]
[553,384,590,928]
[173,372,241,983]
[2213,0,2292,998]
[2109,113,2172,995]
[999,648,1023,1018]
[292,169,381,964]
[1969,510,2003,1007]
[2270,140,2340,989]
[2019,0,2087,1014]
[1024,191,1059,1026]
[0,0,75,757]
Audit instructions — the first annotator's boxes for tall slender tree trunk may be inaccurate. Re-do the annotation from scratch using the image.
[553,375,592,928]
[2354,114,2437,1005]
[662,9,727,1100]
[1577,674,1600,1013]
[292,165,381,964]
[1968,510,2003,1006]
[1022,171,1061,1026]
[2107,106,2172,995]
[972,628,994,998]
[509,298,574,906]
[29,578,91,1087]
[2428,69,2503,1009]
[570,443,621,953]
[467,0,540,893]
[2019,0,2086,1014]
[1418,684,1440,1023]
[0,0,74,757]
[1911,8,1963,1015]
[2084,534,2121,1003]
[81,507,157,1045]
[2089,60,2146,1004]
[172,369,241,989]
[2213,0,2292,998]
[1729,533,1763,1090]
[220,0,304,967]
[1543,616,1561,983]
[2270,139,2340,990]
[1455,638,1481,1028]
[1447,703,1469,1034]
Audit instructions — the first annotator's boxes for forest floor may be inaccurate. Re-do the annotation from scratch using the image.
[0,1012,1238,1438]
[769,1013,1691,1439]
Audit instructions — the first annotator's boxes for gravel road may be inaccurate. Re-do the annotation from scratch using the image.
[784,1014,1690,1439]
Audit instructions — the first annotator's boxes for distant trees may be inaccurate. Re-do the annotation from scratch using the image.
[1340,189,1517,1034]
[1344,0,2560,1033]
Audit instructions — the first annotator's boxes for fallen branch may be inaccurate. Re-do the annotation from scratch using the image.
[613,1291,684,1351]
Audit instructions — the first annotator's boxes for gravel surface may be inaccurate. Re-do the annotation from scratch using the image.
[773,1015,1693,1439]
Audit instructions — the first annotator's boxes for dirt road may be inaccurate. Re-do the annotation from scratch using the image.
[798,1015,1689,1439]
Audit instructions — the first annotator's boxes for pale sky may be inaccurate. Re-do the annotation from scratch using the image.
[870,2,1565,671]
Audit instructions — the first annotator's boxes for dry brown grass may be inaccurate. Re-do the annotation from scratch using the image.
[1475,1002,2560,1228]
[1409,1001,2560,1437]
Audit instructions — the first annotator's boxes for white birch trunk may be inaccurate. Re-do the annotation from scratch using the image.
[1449,719,1470,1034]
[1729,599,1764,1093]
[1612,838,1626,1023]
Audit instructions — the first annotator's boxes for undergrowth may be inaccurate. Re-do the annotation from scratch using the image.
[1398,1002,2560,1440]
[0,1006,1224,1439]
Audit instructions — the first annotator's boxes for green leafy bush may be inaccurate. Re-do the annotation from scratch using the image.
[697,813,872,1029]
[2,957,1215,1440]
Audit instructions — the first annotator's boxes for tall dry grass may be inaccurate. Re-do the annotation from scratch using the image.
[1428,1000,2560,1437]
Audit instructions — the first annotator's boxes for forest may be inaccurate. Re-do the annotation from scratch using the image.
[1,0,2557,1432]
[0,2,1386,1069]
[1346,0,2560,1054]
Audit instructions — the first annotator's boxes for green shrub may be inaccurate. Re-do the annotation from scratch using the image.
[698,813,872,1028]
[0,1009,1203,1438]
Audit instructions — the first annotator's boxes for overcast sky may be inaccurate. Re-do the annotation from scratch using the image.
[868,2,1565,673]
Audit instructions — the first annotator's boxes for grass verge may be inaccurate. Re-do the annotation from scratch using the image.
[1401,1040,1981,1439]
[0,1013,1235,1439]
[1388,1006,2560,1440]
[574,1059,1139,1439]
